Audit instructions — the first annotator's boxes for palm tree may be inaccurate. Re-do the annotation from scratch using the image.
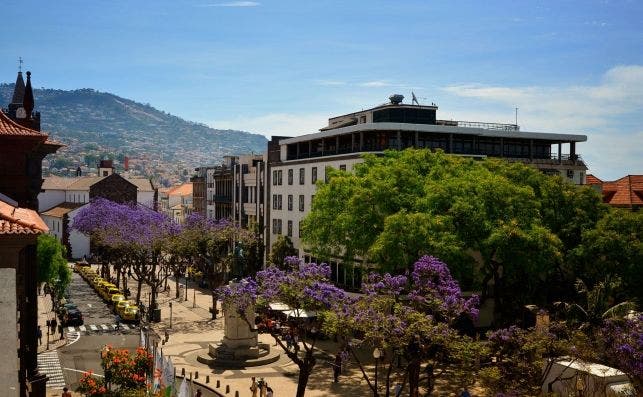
[554,276,637,331]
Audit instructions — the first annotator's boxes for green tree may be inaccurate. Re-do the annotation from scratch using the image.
[570,209,643,303]
[268,235,298,268]
[302,150,604,320]
[37,234,71,304]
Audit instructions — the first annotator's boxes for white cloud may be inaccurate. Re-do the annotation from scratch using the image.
[314,79,346,86]
[360,80,394,88]
[211,112,329,138]
[198,1,260,7]
[442,65,643,179]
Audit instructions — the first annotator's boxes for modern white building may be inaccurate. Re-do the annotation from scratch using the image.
[265,95,588,284]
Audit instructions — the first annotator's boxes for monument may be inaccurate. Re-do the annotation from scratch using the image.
[197,282,280,367]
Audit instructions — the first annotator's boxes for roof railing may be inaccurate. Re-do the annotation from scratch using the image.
[437,120,519,131]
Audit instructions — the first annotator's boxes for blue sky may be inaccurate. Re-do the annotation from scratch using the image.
[1,0,641,179]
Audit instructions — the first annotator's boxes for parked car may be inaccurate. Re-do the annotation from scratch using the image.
[115,300,133,316]
[74,262,91,273]
[102,287,120,301]
[121,307,139,322]
[57,303,78,319]
[110,294,125,306]
[63,308,84,326]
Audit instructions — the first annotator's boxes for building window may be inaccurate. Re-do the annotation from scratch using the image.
[288,169,293,185]
[272,194,277,210]
[312,167,318,183]
[299,195,305,211]
[287,220,293,237]
[272,170,277,186]
[272,219,283,235]
[278,195,283,210]
[299,168,305,185]
[288,195,293,211]
[299,221,303,238]
[339,164,346,171]
[278,170,283,185]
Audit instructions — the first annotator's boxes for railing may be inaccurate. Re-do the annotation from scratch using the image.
[213,195,231,203]
[438,120,519,131]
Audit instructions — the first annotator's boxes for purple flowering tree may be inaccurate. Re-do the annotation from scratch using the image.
[73,198,179,310]
[601,314,643,392]
[335,256,481,397]
[219,257,347,397]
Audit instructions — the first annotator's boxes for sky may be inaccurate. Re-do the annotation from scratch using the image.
[1,0,641,180]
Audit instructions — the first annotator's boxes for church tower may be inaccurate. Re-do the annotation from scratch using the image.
[4,70,41,131]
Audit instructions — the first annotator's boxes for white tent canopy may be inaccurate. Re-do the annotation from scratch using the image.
[268,302,317,318]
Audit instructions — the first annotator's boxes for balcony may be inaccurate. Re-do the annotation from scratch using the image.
[213,195,231,203]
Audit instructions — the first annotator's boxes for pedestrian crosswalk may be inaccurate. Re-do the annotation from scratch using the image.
[66,323,135,334]
[37,351,66,390]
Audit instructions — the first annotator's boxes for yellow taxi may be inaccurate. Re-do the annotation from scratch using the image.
[91,277,105,288]
[121,306,140,322]
[110,293,126,306]
[74,262,91,273]
[102,287,120,301]
[115,300,133,316]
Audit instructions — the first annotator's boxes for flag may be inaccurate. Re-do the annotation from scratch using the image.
[153,349,163,392]
[162,356,175,397]
[177,376,189,397]
[139,328,146,348]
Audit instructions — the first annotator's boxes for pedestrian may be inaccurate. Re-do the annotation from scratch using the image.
[195,389,202,397]
[260,380,268,397]
[250,376,258,397]
[58,323,64,340]
[459,388,471,397]
[115,314,122,330]
[266,386,274,397]
[394,382,403,397]
[50,317,58,335]
[284,333,293,351]
[333,353,342,383]
[62,386,72,397]
[36,326,42,345]
[46,319,51,333]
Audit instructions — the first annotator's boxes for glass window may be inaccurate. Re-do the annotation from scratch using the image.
[272,170,277,185]
[272,194,277,210]
[299,221,303,238]
[287,220,293,237]
[299,168,305,185]
[288,194,293,211]
[339,164,346,171]
[288,169,293,185]
[278,195,283,210]
[278,170,283,185]
[299,195,305,211]
[312,167,318,183]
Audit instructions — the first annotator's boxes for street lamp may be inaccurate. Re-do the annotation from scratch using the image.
[372,347,382,397]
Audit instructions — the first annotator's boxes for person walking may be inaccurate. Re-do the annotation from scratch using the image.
[394,382,403,397]
[260,381,268,397]
[50,317,58,336]
[36,326,42,345]
[45,319,50,334]
[62,386,72,397]
[266,387,274,397]
[58,323,64,340]
[250,376,258,397]
[195,389,202,397]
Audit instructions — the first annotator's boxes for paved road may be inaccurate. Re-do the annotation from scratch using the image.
[66,271,116,327]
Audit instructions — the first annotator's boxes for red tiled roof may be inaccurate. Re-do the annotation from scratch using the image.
[586,174,602,185]
[0,109,47,137]
[0,199,48,235]
[41,202,86,218]
[168,183,193,196]
[599,175,643,208]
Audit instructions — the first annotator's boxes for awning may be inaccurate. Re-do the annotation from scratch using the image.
[269,302,291,311]
[284,309,317,318]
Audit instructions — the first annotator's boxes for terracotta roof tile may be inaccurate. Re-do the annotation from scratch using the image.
[597,175,643,208]
[0,109,47,137]
[41,202,86,218]
[167,183,192,196]
[0,199,48,234]
[586,174,602,185]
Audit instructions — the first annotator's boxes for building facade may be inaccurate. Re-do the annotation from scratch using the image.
[265,95,588,269]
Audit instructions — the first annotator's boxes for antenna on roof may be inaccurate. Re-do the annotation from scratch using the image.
[515,107,518,126]
[411,91,420,106]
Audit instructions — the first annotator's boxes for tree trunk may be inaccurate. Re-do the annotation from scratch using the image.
[136,278,143,305]
[295,363,313,397]
[408,358,420,397]
[175,272,180,299]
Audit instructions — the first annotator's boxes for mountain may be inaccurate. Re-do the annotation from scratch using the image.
[0,83,267,184]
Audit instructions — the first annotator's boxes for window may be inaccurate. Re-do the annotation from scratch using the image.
[299,168,305,185]
[287,220,293,237]
[339,164,346,171]
[299,221,303,238]
[272,170,277,185]
[288,194,293,211]
[312,167,318,183]
[273,219,282,234]
[288,169,293,185]
[299,195,305,211]
[278,170,283,185]
[272,194,277,210]
[278,195,283,210]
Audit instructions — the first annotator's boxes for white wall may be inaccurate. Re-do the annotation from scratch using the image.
[42,215,63,241]
[137,191,156,208]
[0,268,19,397]
[69,207,90,259]
[268,154,364,256]
[38,190,65,212]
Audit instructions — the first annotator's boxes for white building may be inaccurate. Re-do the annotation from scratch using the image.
[265,95,588,285]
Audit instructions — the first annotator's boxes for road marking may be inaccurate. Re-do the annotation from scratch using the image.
[100,324,109,330]
[79,325,86,332]
[89,324,97,331]
[67,326,75,332]
[63,367,104,377]
[38,351,66,389]
[66,331,81,346]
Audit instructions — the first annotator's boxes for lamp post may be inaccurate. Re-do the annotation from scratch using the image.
[169,302,173,329]
[372,347,382,397]
[184,270,189,302]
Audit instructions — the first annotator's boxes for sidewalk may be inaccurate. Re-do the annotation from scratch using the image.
[37,290,67,354]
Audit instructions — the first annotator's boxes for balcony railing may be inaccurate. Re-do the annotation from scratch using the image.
[438,120,519,131]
